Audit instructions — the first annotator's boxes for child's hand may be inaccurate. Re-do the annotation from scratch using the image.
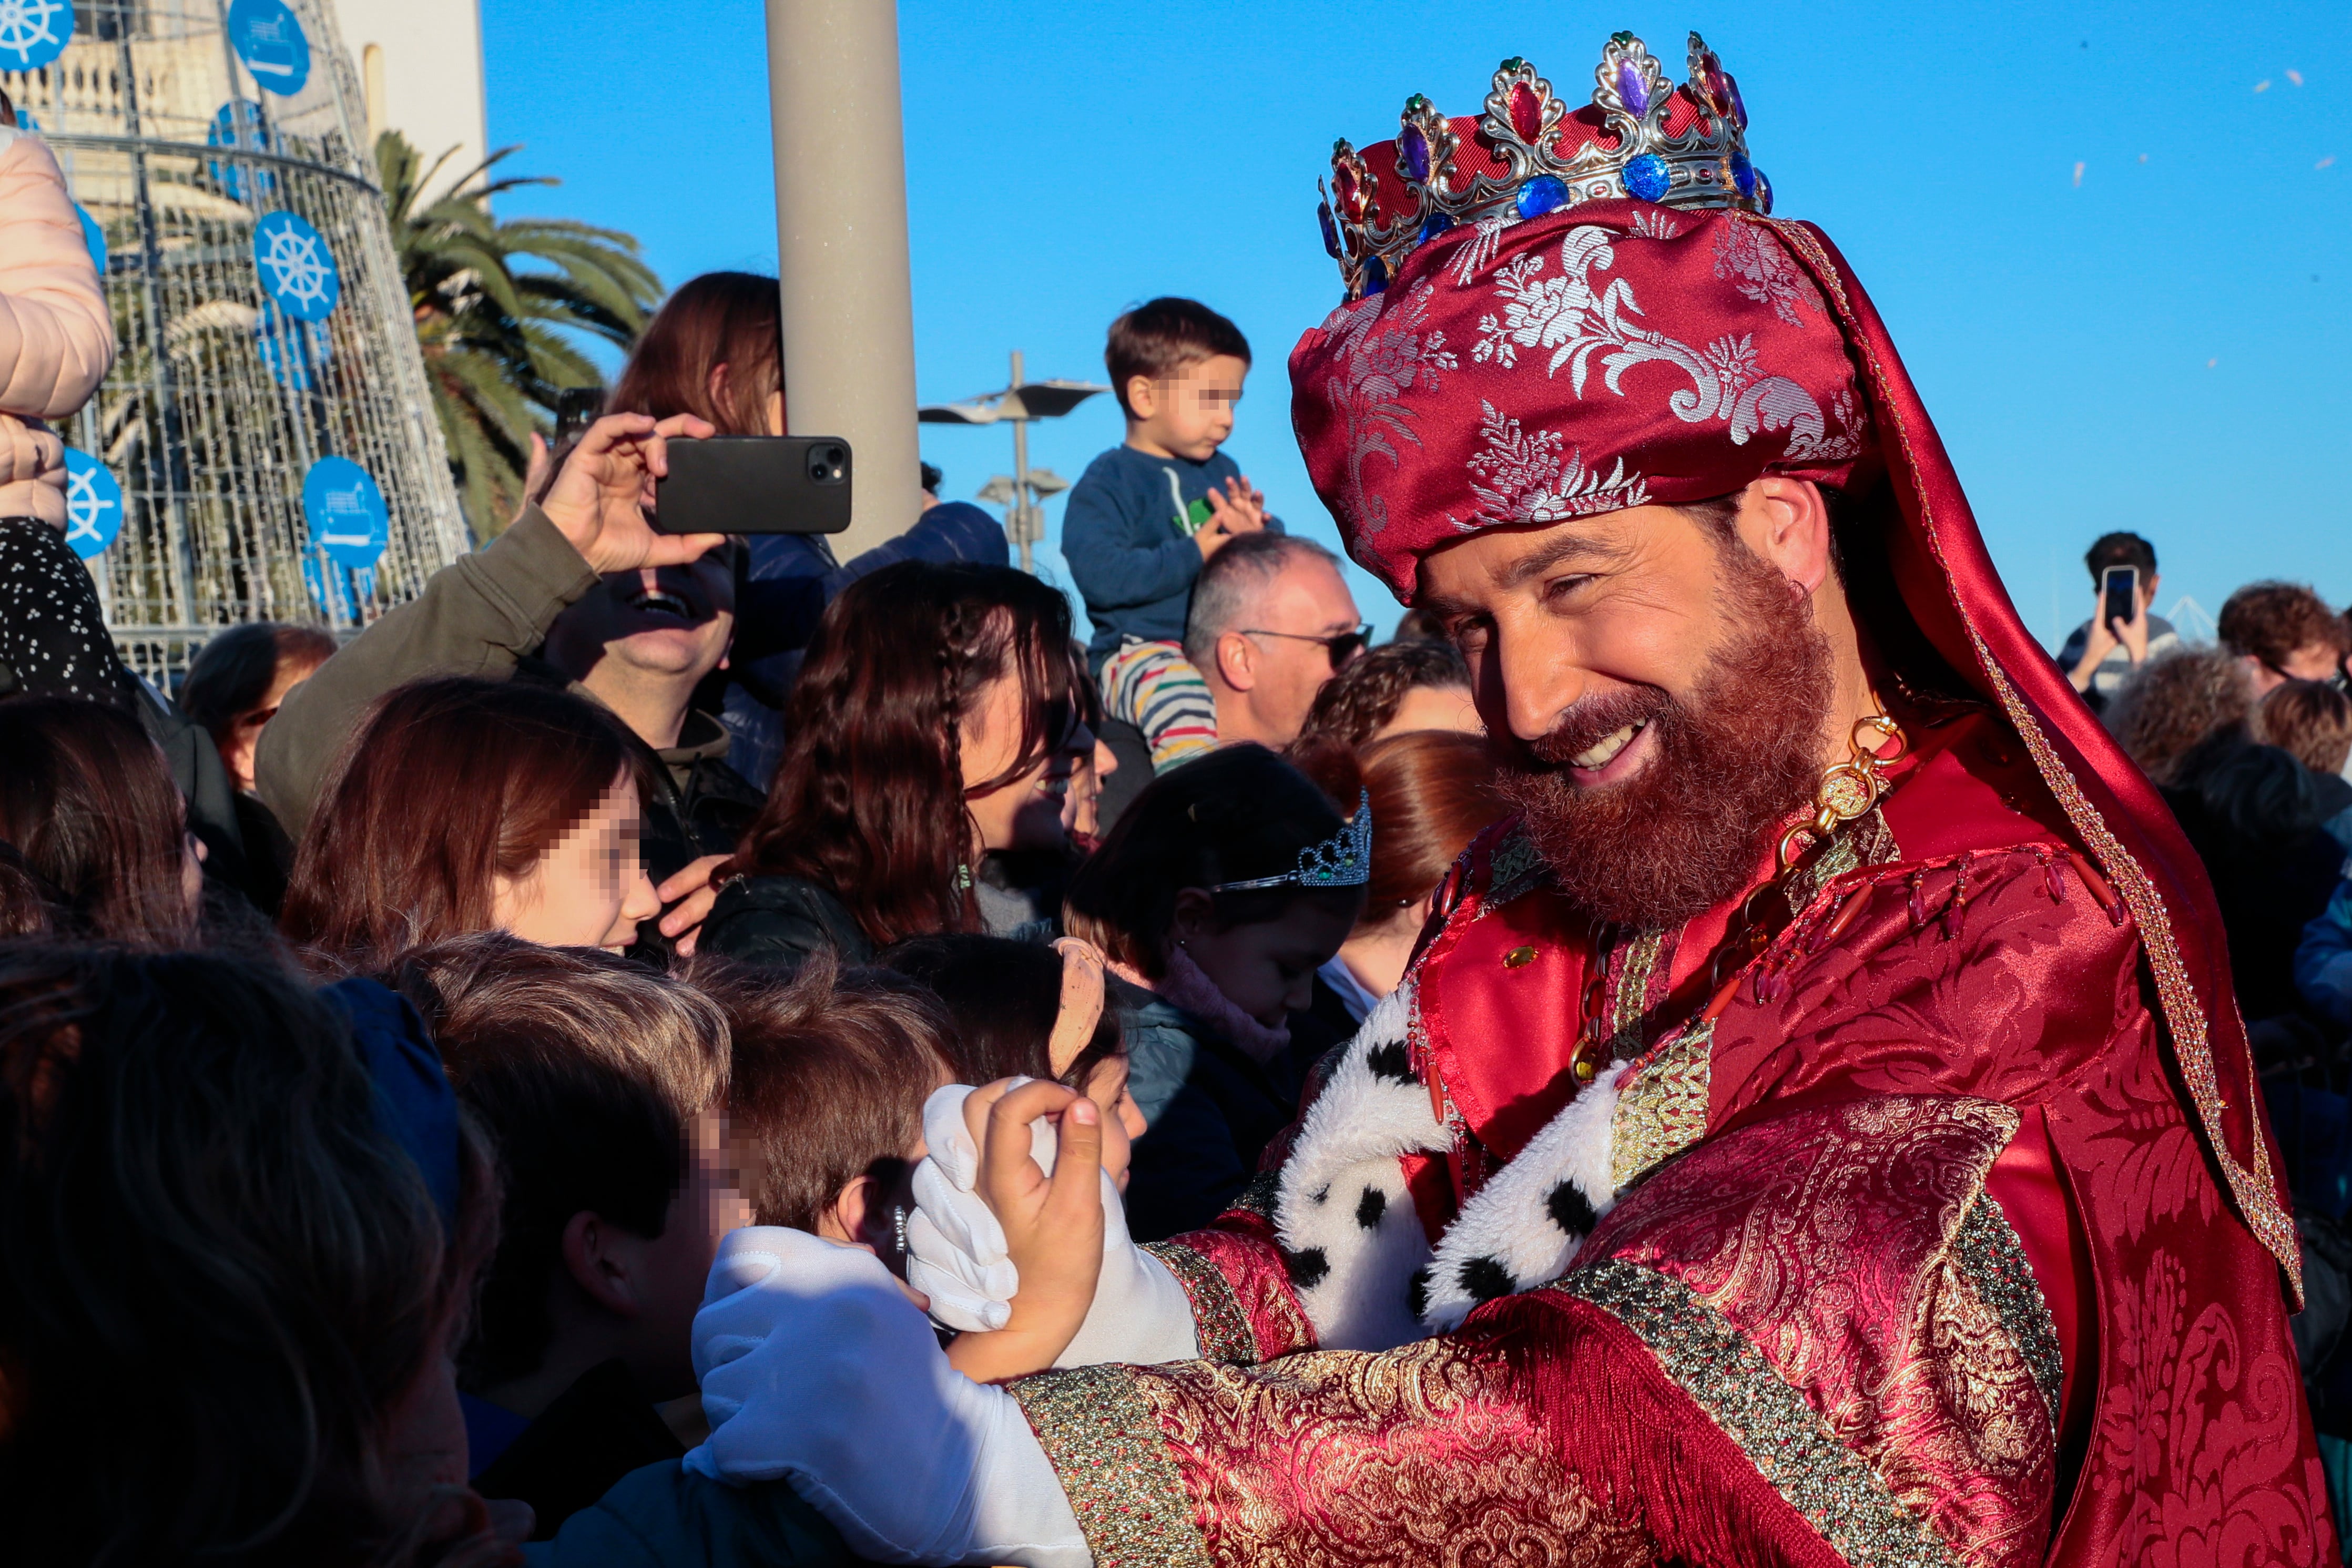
[1194,477,1267,562]
[943,1080,1104,1382]
[1046,938,1108,1076]
[1214,475,1267,531]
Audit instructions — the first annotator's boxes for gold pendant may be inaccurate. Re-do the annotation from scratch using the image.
[1776,715,1907,871]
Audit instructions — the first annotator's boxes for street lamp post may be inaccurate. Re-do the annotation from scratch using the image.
[919,351,1108,573]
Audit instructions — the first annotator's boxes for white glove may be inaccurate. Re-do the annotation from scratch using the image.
[906,1084,1199,1366]
[686,1226,1088,1568]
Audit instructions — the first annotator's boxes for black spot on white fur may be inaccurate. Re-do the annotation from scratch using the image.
[1546,1179,1598,1237]
[1407,1267,1432,1320]
[1286,1247,1331,1290]
[1459,1256,1513,1304]
[1356,1186,1387,1229]
[1365,1040,1416,1082]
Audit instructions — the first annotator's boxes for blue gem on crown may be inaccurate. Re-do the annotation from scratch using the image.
[1317,30,1769,301]
[1209,790,1373,893]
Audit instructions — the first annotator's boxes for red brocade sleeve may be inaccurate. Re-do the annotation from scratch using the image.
[1012,1095,2069,1568]
[1142,1204,1319,1367]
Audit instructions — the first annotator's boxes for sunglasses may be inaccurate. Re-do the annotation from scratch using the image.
[1241,623,1372,669]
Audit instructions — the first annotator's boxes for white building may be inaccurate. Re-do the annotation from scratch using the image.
[331,0,487,194]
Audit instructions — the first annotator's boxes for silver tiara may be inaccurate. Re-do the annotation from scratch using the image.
[1210,790,1373,892]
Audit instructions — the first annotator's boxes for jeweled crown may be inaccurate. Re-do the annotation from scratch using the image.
[1320,30,1768,301]
[1209,790,1373,893]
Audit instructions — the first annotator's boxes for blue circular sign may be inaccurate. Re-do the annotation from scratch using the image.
[304,456,388,568]
[0,0,73,72]
[227,0,310,97]
[252,210,339,321]
[75,202,105,276]
[206,99,280,202]
[61,449,124,559]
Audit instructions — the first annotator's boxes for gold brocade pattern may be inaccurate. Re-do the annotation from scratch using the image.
[1610,1021,1714,1192]
[1147,1240,1260,1367]
[1950,1193,2065,1428]
[1012,1364,1215,1568]
[1795,806,1897,907]
[1565,1260,1959,1568]
[1130,1338,1659,1568]
[1763,212,2297,1294]
[1573,1094,2059,1568]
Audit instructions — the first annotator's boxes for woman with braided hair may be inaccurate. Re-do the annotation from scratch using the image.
[699,561,1078,975]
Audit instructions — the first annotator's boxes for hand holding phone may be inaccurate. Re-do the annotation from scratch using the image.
[541,412,726,575]
[653,436,853,535]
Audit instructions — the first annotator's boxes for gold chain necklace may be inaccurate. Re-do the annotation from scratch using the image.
[1775,714,1908,872]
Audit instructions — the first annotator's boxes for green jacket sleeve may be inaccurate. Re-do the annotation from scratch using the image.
[254,505,598,839]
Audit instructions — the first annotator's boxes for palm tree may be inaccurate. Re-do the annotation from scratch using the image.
[378,130,662,538]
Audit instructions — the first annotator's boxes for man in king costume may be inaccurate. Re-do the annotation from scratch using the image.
[679,31,2333,1567]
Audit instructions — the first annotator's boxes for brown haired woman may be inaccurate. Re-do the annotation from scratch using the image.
[603,271,1009,786]
[698,560,1078,974]
[281,677,661,972]
[0,697,207,945]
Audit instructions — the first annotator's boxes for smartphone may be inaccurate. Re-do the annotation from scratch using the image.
[2101,565,2137,629]
[653,435,852,535]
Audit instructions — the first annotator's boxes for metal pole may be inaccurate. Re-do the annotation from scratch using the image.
[1009,349,1032,573]
[763,0,922,558]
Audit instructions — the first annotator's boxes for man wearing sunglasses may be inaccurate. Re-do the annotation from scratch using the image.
[1182,531,1367,750]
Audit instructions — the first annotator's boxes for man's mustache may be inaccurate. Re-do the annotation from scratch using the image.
[1520,687,1675,771]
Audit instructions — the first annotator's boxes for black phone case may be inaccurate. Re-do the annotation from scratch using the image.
[653,435,853,535]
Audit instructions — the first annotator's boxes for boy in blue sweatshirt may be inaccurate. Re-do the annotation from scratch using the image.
[1061,298,1279,771]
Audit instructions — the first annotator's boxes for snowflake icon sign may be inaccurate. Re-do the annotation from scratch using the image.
[0,0,72,70]
[253,211,341,321]
[62,450,124,560]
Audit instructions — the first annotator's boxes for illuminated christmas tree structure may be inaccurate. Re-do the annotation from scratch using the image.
[3,0,466,678]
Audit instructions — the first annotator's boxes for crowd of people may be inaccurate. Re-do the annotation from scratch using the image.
[0,208,1503,1558]
[7,54,2352,1565]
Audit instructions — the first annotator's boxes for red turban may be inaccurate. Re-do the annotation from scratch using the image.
[1290,199,1876,603]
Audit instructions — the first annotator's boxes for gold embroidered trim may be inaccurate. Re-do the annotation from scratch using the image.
[1563,1258,1962,1568]
[1607,929,1667,1049]
[1609,1020,1715,1193]
[1950,1193,2064,1428]
[1010,1363,1214,1568]
[1144,1239,1257,1365]
[1482,821,1547,910]
[1763,214,2297,1294]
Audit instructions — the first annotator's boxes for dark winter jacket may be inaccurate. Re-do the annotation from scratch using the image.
[522,1459,852,1568]
[697,874,873,976]
[1118,979,1316,1243]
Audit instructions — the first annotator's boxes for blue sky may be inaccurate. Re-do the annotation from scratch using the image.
[483,2,2350,647]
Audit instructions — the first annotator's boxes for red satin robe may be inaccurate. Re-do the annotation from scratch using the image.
[1005,705,2334,1568]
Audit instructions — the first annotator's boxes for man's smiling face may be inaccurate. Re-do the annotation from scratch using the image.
[1417,492,1837,927]
[552,544,739,685]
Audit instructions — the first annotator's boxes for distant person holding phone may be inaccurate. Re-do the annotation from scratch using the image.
[2059,531,2178,709]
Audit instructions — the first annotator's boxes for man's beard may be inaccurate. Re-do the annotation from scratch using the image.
[1494,541,1835,930]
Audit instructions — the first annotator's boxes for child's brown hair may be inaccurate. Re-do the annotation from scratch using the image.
[699,952,955,1232]
[1105,297,1250,417]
